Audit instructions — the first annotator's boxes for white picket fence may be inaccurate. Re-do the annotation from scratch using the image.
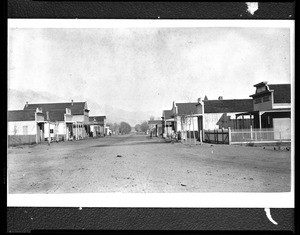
[202,127,291,145]
[230,127,291,144]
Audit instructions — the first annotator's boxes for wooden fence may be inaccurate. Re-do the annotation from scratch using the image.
[203,127,291,145]
[230,128,291,144]
[203,129,229,144]
[8,135,36,146]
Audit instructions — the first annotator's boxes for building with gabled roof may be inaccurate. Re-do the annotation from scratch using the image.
[161,110,174,137]
[24,101,88,115]
[148,120,163,137]
[23,100,90,140]
[203,99,253,114]
[170,102,200,140]
[7,108,45,146]
[89,116,107,137]
[199,98,254,130]
[236,81,291,140]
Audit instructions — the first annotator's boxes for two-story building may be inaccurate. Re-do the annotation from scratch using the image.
[236,81,291,139]
[89,116,107,137]
[23,100,90,140]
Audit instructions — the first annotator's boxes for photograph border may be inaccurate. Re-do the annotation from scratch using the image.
[5,1,296,233]
[7,19,295,209]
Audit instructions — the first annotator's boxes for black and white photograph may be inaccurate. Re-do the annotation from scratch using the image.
[7,19,294,208]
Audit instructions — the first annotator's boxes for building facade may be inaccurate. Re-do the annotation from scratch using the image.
[238,81,291,140]
[23,100,90,141]
[89,116,107,137]
[8,108,45,145]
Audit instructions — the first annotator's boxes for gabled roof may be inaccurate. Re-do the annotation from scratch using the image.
[176,103,198,115]
[8,110,42,122]
[203,99,253,113]
[162,110,173,119]
[23,102,88,115]
[89,116,106,124]
[148,120,162,125]
[268,84,291,103]
[48,110,66,122]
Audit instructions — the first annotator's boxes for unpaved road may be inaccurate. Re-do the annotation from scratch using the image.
[7,134,291,193]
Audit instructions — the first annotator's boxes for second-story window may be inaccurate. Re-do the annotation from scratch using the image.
[263,96,270,102]
[256,86,266,93]
[255,98,262,104]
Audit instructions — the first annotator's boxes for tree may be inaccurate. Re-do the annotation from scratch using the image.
[106,122,120,135]
[135,124,141,132]
[140,121,149,133]
[119,122,131,134]
[149,116,155,121]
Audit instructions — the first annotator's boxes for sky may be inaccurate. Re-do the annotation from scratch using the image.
[8,23,292,125]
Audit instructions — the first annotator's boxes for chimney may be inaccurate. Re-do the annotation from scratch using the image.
[197,97,201,103]
[71,99,74,106]
[25,101,28,108]
[218,96,223,100]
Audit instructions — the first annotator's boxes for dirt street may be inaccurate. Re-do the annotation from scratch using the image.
[7,134,291,193]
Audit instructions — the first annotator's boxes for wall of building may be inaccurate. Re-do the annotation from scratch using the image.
[44,123,56,140]
[72,115,85,122]
[176,116,198,133]
[100,125,105,136]
[273,118,291,140]
[8,135,36,146]
[7,121,37,135]
[90,125,101,137]
[196,103,204,114]
[204,113,251,130]
[273,103,291,109]
[253,94,273,111]
[65,114,72,122]
[57,122,66,135]
[36,113,44,122]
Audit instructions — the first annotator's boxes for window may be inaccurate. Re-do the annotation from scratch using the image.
[23,126,28,135]
[255,98,262,104]
[50,129,54,134]
[263,96,270,102]
[256,86,266,93]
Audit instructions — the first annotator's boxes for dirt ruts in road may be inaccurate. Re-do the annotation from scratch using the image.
[7,134,291,193]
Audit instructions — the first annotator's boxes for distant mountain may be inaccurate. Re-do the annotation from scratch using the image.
[8,89,156,126]
[8,89,66,110]
[102,105,155,126]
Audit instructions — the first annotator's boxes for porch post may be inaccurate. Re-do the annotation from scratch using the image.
[242,115,244,129]
[76,122,78,140]
[258,112,262,130]
[228,127,232,145]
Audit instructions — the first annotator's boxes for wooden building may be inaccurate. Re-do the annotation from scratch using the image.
[7,108,45,146]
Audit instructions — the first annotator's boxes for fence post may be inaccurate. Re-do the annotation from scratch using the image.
[200,130,202,144]
[228,127,231,145]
